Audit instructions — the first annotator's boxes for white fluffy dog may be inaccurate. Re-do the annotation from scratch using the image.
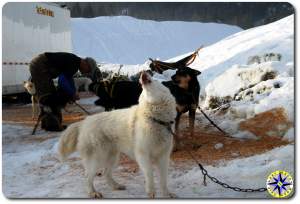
[73,77,92,92]
[59,72,177,198]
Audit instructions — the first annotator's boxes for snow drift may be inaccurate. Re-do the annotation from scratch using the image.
[71,16,242,64]
[198,15,294,123]
[193,15,294,141]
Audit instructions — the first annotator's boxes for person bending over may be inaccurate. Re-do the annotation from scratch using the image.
[29,52,97,131]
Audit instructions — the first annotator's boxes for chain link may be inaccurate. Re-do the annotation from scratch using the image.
[166,117,267,194]
[191,103,267,192]
[198,162,267,193]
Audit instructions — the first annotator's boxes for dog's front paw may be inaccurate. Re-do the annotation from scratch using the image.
[113,184,126,190]
[161,191,177,198]
[89,191,103,199]
[148,192,155,198]
[168,192,177,198]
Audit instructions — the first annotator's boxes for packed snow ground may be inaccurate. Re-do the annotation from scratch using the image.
[72,16,242,64]
[2,122,294,198]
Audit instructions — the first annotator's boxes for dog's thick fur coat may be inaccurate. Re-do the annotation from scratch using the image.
[73,77,93,92]
[59,72,177,198]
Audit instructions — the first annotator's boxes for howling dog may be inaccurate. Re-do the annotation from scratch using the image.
[58,72,177,198]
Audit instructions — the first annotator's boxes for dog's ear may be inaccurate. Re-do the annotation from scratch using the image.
[194,70,201,76]
[171,74,180,83]
[162,81,172,89]
[185,67,201,76]
[162,81,168,87]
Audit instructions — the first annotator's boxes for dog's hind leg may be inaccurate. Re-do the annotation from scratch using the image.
[83,158,103,198]
[188,105,197,137]
[175,111,182,136]
[103,151,126,190]
[173,111,182,151]
[136,153,155,198]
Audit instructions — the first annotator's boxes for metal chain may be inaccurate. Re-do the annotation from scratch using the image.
[177,133,267,193]
[182,147,267,193]
[154,111,268,194]
[196,162,267,192]
[189,104,267,192]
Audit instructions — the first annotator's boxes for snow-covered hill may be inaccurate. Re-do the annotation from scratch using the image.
[97,15,294,140]
[71,16,242,64]
[167,15,294,141]
[172,15,294,92]
[98,15,294,122]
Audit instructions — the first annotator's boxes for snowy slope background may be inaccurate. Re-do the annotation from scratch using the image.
[71,16,242,64]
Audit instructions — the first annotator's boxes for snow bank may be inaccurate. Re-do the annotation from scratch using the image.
[188,15,295,127]
[72,16,242,64]
[203,62,294,122]
[205,63,278,99]
[171,15,294,93]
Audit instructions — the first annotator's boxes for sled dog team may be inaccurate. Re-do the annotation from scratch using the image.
[59,72,178,198]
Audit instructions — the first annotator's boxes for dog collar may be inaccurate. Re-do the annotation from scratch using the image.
[149,117,174,128]
[149,117,178,138]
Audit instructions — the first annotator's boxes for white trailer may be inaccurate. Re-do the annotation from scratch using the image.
[2,2,72,95]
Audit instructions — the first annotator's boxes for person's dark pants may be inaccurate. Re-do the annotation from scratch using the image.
[29,54,63,131]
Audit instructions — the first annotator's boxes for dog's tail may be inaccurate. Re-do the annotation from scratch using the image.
[58,121,82,161]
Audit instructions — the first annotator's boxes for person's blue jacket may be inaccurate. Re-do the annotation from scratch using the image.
[58,73,76,98]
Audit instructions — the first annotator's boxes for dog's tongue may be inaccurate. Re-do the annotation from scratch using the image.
[140,72,152,85]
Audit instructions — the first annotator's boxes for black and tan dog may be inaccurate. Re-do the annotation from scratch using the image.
[150,49,202,143]
[162,68,201,147]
